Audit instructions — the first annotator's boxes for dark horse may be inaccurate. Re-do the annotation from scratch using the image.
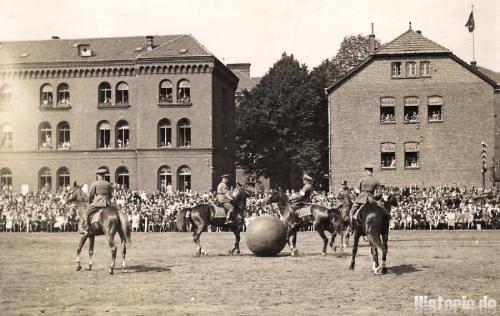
[67,186,131,274]
[176,185,250,256]
[340,194,398,274]
[263,189,341,256]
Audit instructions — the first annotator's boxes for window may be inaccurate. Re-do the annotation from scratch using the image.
[57,83,70,106]
[404,97,419,123]
[158,119,172,148]
[177,119,191,147]
[159,80,173,103]
[158,166,172,192]
[428,96,443,122]
[177,80,191,103]
[420,61,431,77]
[98,82,112,104]
[380,97,395,124]
[406,62,417,77]
[57,167,70,189]
[0,84,12,110]
[39,122,52,149]
[381,143,396,169]
[116,166,129,189]
[98,166,111,182]
[39,167,52,190]
[115,120,129,148]
[116,82,129,104]
[40,84,54,107]
[1,125,12,150]
[405,143,420,169]
[391,62,401,78]
[177,166,191,191]
[97,121,111,149]
[57,121,70,149]
[0,168,12,187]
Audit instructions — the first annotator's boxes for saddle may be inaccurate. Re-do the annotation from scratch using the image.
[90,210,103,224]
[297,205,313,218]
[212,204,228,219]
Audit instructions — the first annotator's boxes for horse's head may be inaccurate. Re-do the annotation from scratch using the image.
[232,183,251,212]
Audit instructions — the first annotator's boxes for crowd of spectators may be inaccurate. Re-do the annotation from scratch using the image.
[0,184,499,233]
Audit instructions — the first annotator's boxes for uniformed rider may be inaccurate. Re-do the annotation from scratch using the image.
[81,168,113,234]
[337,180,354,210]
[349,167,380,229]
[217,174,235,225]
[290,173,314,208]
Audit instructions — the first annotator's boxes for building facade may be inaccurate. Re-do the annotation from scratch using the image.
[327,28,500,191]
[0,35,238,192]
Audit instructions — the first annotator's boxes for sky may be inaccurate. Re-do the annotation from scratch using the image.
[0,0,498,76]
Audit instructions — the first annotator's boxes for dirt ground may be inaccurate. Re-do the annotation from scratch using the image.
[0,230,499,315]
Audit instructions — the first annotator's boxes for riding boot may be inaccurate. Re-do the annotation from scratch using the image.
[225,210,234,225]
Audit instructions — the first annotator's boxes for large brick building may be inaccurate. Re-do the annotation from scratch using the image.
[0,35,238,192]
[327,28,500,191]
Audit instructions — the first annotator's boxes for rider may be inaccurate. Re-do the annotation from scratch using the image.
[349,167,380,230]
[337,180,354,211]
[81,168,113,234]
[290,173,315,209]
[217,174,235,225]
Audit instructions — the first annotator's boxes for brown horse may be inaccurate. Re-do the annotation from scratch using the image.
[342,194,398,274]
[176,185,250,256]
[263,189,341,256]
[330,200,352,253]
[67,186,131,274]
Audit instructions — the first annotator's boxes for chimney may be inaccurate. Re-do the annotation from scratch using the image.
[227,63,251,77]
[146,35,154,51]
[416,30,422,35]
[471,61,477,68]
[369,23,376,54]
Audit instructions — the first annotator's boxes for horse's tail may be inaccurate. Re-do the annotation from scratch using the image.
[366,213,386,254]
[176,208,189,232]
[118,210,132,245]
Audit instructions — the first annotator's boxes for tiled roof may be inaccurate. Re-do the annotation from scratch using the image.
[477,66,500,85]
[375,29,450,55]
[232,69,260,92]
[0,34,212,64]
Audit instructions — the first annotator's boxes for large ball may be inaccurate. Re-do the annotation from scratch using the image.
[246,215,287,256]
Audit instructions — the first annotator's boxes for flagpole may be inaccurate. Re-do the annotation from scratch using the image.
[472,5,475,61]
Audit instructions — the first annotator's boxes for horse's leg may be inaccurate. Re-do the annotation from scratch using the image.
[230,227,241,255]
[119,231,127,273]
[75,234,88,271]
[317,229,329,256]
[87,235,95,271]
[286,225,294,255]
[381,231,389,274]
[107,233,117,275]
[193,225,206,256]
[349,230,361,270]
[291,228,298,256]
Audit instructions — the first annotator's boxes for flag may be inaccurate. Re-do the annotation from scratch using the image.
[465,11,474,32]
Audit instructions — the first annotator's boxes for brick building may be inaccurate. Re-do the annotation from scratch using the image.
[326,28,500,191]
[0,35,238,192]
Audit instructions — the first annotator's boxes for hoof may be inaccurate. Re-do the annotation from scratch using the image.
[348,265,354,270]
[333,246,337,252]
[201,250,207,256]
[75,265,81,272]
[321,252,326,256]
[195,252,201,257]
[122,268,127,273]
[109,268,114,275]
[87,265,92,271]
[372,266,383,275]
[382,267,387,274]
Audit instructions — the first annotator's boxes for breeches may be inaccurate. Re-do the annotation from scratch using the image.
[85,205,101,222]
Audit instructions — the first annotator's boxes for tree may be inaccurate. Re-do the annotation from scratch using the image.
[236,53,324,188]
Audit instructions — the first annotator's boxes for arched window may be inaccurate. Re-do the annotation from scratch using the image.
[57,121,70,149]
[57,167,70,189]
[97,121,111,148]
[98,82,112,104]
[159,80,173,103]
[1,124,12,150]
[158,119,172,148]
[39,167,52,191]
[177,166,191,191]
[177,119,191,147]
[98,166,111,182]
[40,84,53,107]
[39,122,52,149]
[116,82,129,104]
[0,84,12,109]
[116,120,129,148]
[177,79,191,103]
[0,168,12,187]
[115,166,129,189]
[158,166,172,192]
[57,83,70,106]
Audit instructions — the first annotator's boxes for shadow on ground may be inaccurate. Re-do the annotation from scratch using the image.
[388,264,422,275]
[127,264,174,273]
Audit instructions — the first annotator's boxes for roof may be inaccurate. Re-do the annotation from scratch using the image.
[232,69,261,92]
[477,66,500,85]
[374,29,450,55]
[0,34,213,64]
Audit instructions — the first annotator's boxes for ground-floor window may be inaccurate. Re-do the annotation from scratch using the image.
[178,166,191,191]
[158,166,172,192]
[39,167,52,190]
[0,168,12,188]
[116,166,129,189]
[57,167,70,189]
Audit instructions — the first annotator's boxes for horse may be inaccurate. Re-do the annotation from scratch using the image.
[343,194,398,274]
[176,185,250,256]
[330,199,352,253]
[263,189,341,256]
[67,185,132,274]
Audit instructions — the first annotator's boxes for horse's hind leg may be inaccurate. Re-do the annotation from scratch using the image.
[317,229,328,256]
[193,225,206,256]
[230,227,241,255]
[107,234,117,275]
[381,232,389,274]
[75,234,88,271]
[119,232,127,273]
[349,230,361,270]
[87,236,95,271]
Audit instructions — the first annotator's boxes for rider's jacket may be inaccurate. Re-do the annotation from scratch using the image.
[355,175,380,204]
[216,181,232,204]
[293,183,314,204]
[88,179,112,207]
[337,187,353,205]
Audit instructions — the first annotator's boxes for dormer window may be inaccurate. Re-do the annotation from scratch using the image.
[78,44,92,57]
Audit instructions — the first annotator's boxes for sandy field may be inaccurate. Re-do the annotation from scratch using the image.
[0,230,499,315]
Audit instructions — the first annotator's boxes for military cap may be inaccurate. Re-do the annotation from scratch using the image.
[303,174,313,181]
[96,168,108,175]
[220,174,230,179]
